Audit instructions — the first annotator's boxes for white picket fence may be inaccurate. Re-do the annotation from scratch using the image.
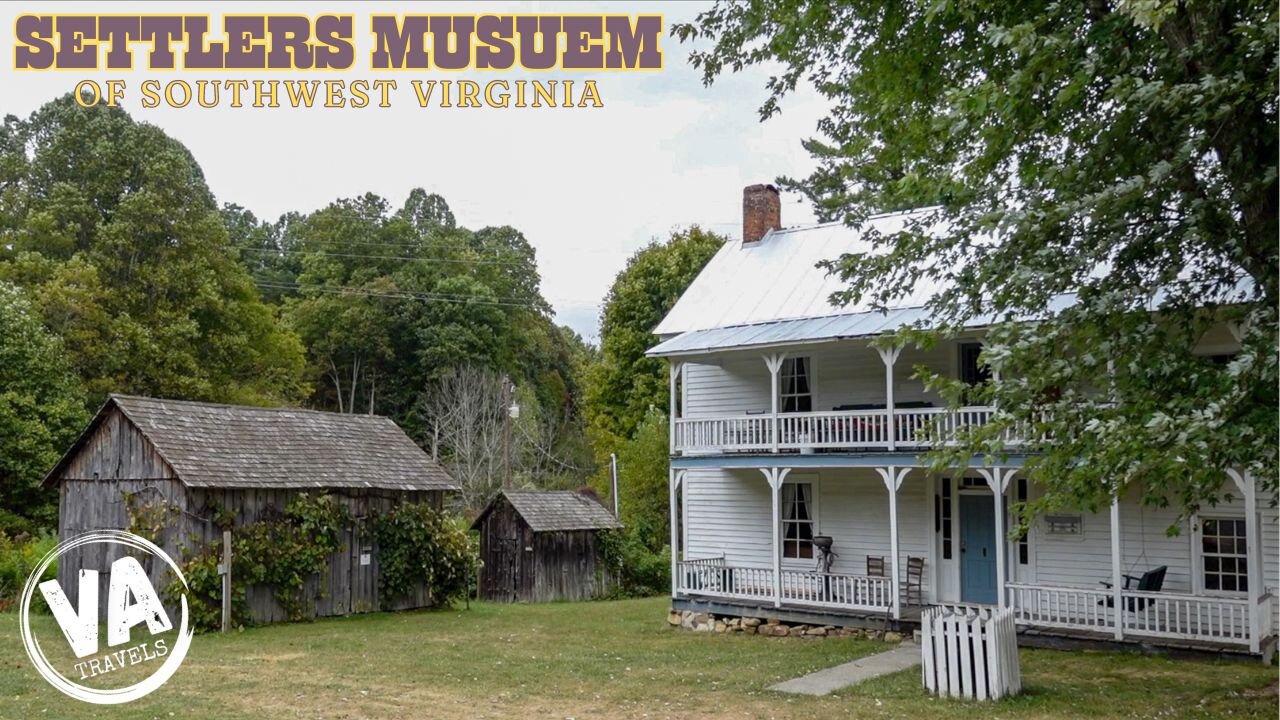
[921,605,1022,701]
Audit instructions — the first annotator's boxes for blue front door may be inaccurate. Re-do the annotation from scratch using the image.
[960,494,998,605]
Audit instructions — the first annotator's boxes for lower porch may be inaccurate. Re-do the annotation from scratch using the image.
[668,457,1278,657]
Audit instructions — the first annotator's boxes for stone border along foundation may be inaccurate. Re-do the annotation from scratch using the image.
[668,609,904,641]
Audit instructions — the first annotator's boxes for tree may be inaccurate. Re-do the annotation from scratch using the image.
[676,1,1277,517]
[585,226,725,450]
[0,283,88,533]
[0,95,308,406]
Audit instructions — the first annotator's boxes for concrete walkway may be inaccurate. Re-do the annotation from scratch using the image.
[769,642,920,696]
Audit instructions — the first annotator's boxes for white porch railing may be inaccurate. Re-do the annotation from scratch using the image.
[675,560,893,613]
[779,569,894,612]
[675,560,775,603]
[1005,584,1115,633]
[1006,583,1260,647]
[675,415,773,453]
[672,405,1023,455]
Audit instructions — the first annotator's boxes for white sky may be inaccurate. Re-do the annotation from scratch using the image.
[0,2,825,342]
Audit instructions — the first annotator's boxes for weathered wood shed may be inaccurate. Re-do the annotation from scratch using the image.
[46,394,458,624]
[472,490,622,602]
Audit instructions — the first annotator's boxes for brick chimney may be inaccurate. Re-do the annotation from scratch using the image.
[742,184,781,244]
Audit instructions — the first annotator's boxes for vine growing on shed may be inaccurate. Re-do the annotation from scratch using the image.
[372,503,476,606]
[167,493,350,631]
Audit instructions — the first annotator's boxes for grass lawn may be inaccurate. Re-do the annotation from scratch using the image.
[0,597,1275,719]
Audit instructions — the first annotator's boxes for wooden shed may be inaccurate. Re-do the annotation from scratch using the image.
[472,490,622,602]
[46,394,458,624]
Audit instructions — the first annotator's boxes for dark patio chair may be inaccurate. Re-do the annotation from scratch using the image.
[1099,565,1167,612]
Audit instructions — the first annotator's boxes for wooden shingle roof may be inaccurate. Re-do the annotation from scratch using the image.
[47,395,458,492]
[473,490,623,532]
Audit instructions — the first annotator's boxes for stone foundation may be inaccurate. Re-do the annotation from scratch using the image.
[667,609,903,642]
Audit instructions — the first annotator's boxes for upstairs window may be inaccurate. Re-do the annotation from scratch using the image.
[781,482,815,559]
[1201,517,1248,593]
[780,357,812,413]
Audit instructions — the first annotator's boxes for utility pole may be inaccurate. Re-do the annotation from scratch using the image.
[502,377,512,489]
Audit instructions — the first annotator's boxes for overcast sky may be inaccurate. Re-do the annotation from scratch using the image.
[0,2,825,343]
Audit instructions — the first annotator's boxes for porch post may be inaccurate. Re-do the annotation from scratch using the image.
[762,467,790,607]
[876,466,909,619]
[669,469,684,598]
[764,354,786,453]
[668,362,683,453]
[1109,492,1124,640]
[876,346,903,450]
[978,467,1011,609]
[1228,469,1261,654]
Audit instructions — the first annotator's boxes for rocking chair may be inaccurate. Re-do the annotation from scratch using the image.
[1099,565,1167,612]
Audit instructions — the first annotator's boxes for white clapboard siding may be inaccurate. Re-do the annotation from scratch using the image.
[681,341,963,420]
[922,606,1021,701]
[683,468,772,568]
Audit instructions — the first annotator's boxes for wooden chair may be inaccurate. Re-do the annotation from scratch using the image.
[1099,565,1167,612]
[866,555,885,577]
[904,556,925,608]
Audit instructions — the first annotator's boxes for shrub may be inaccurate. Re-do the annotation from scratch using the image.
[597,527,669,598]
[372,503,477,607]
[0,532,58,611]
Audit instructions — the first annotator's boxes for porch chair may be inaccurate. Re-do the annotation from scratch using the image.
[1098,565,1168,612]
[866,555,885,577]
[904,556,925,608]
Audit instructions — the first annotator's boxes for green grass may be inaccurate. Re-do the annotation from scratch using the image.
[0,597,1274,719]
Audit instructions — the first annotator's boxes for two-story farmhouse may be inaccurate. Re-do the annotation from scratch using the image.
[648,184,1277,658]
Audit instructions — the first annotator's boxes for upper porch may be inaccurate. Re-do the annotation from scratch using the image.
[665,335,1033,456]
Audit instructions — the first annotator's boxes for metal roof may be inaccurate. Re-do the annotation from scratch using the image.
[652,211,946,336]
[47,395,459,492]
[647,294,1082,358]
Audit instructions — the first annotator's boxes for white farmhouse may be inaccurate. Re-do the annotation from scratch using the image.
[647,184,1277,658]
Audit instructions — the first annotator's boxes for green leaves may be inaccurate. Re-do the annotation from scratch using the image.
[682,0,1277,516]
[0,94,309,407]
[372,503,476,606]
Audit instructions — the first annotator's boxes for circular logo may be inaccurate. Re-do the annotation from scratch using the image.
[18,530,194,705]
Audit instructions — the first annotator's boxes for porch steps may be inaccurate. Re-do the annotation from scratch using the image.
[769,641,919,696]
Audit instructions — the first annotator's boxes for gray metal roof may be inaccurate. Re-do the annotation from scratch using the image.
[476,490,623,532]
[48,395,459,492]
[648,294,1081,357]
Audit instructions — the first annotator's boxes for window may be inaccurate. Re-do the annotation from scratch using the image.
[1201,517,1248,593]
[782,482,815,559]
[779,357,812,413]
[939,479,953,560]
[959,342,991,386]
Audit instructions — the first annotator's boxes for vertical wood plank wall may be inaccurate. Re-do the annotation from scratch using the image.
[53,408,446,624]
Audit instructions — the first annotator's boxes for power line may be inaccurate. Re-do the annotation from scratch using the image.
[238,247,530,267]
[253,280,555,309]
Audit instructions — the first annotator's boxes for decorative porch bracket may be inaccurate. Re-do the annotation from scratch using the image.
[669,469,687,598]
[875,346,903,451]
[761,467,791,607]
[1227,468,1262,654]
[763,354,787,453]
[875,465,911,619]
[976,467,1015,610]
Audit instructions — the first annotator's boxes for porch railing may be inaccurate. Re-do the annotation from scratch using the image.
[675,560,893,613]
[675,560,774,603]
[673,405,1022,455]
[1006,583,1259,646]
[779,569,893,611]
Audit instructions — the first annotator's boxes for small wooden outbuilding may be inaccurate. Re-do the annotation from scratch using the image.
[46,394,458,624]
[472,490,622,602]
